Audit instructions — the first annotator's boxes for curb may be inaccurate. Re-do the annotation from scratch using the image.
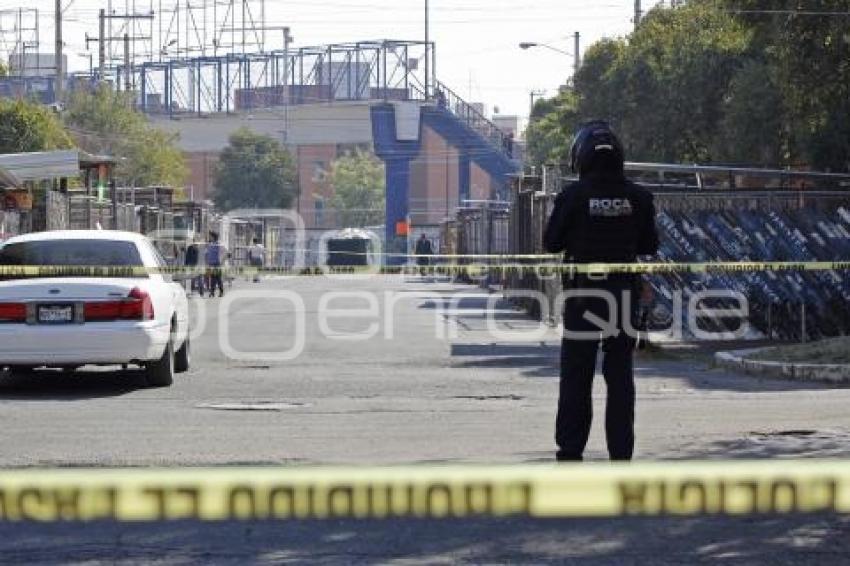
[714,347,850,384]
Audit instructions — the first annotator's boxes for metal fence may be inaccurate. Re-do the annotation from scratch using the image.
[500,173,850,341]
[442,203,511,257]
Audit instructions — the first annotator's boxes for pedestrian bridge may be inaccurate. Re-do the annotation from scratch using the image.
[121,39,518,250]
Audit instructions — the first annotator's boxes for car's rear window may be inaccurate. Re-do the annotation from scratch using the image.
[0,239,145,279]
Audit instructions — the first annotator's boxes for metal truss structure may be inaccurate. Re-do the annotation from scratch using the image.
[132,39,434,117]
[104,1,155,71]
[0,2,435,114]
[101,1,270,71]
[0,8,40,75]
[154,0,269,60]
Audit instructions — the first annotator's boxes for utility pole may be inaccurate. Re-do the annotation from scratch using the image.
[123,32,131,92]
[573,32,580,76]
[634,0,642,29]
[424,0,430,99]
[529,89,545,118]
[85,11,153,85]
[283,27,292,141]
[54,0,63,100]
[98,9,105,79]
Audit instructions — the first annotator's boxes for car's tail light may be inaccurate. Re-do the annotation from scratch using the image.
[0,302,26,323]
[126,287,155,320]
[84,287,154,321]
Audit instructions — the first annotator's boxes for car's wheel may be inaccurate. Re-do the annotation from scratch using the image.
[175,335,190,373]
[145,339,174,387]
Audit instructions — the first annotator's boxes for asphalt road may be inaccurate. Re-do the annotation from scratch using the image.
[2,275,850,564]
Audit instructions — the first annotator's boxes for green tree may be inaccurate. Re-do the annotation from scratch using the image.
[526,2,751,166]
[213,127,297,211]
[525,89,580,167]
[571,39,627,129]
[0,61,8,76]
[329,148,386,227]
[720,0,850,169]
[0,98,73,154]
[600,3,749,163]
[527,0,850,172]
[716,60,785,165]
[64,86,188,187]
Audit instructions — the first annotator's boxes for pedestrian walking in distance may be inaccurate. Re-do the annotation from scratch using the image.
[544,121,659,461]
[184,242,203,296]
[205,232,227,298]
[415,233,434,276]
[248,237,265,283]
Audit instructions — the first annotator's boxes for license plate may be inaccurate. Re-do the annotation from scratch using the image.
[37,305,74,324]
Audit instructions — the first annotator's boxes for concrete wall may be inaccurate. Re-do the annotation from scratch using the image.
[470,161,494,201]
[409,125,459,227]
[149,102,375,152]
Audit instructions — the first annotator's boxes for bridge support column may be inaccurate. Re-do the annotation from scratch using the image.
[384,157,413,263]
[370,103,422,265]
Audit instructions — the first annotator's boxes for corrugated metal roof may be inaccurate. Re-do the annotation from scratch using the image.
[0,150,81,182]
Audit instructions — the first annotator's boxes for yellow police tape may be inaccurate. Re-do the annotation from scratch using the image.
[0,461,847,521]
[0,260,849,278]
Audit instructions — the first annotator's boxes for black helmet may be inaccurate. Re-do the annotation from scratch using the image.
[569,120,624,175]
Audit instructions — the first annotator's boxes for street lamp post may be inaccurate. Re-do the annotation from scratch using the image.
[519,35,580,77]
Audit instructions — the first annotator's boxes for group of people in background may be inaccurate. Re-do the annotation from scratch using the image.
[182,233,266,298]
[181,232,438,292]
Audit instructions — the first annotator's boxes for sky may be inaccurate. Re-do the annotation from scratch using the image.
[3,0,664,118]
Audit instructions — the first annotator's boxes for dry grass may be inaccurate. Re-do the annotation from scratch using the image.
[745,336,850,364]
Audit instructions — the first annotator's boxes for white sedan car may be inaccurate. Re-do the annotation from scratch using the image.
[0,230,190,386]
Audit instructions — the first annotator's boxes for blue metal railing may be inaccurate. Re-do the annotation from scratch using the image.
[433,80,513,159]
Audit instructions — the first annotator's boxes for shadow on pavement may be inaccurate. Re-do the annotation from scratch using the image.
[662,428,850,460]
[449,339,842,392]
[439,293,843,392]
[637,358,841,393]
[0,514,847,564]
[0,368,148,401]
[450,343,560,378]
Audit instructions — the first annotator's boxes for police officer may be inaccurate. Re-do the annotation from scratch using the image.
[543,121,659,461]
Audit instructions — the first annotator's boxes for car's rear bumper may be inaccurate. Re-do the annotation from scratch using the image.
[0,321,170,366]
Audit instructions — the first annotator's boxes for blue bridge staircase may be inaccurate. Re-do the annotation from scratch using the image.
[371,81,519,260]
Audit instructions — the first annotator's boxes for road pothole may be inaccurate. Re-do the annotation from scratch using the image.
[196,401,310,411]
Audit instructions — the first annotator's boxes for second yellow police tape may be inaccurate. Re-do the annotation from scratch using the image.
[0,260,849,278]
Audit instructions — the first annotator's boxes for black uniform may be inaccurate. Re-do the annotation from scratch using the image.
[544,169,659,461]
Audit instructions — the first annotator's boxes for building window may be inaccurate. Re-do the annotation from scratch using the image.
[315,198,325,226]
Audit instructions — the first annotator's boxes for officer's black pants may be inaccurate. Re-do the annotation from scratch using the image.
[556,284,636,461]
